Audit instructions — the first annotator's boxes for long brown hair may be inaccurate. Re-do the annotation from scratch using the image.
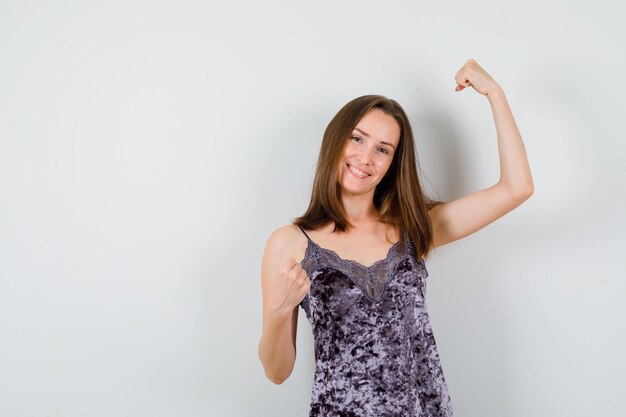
[293,95,444,260]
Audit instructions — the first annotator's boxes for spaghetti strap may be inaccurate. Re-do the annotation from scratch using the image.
[297,224,312,241]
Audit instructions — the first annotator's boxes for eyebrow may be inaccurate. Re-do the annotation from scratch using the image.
[353,127,396,149]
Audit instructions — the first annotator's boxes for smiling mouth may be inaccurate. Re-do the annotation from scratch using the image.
[347,164,371,178]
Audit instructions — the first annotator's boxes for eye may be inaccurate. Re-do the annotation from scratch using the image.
[350,136,363,143]
[378,147,389,155]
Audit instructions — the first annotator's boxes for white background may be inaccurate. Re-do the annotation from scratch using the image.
[1,0,624,416]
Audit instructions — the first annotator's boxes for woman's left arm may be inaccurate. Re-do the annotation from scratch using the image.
[429,59,534,249]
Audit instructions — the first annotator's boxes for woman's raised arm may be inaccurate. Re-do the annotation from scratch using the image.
[429,59,534,249]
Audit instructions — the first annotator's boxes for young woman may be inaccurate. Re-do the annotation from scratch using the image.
[258,58,534,416]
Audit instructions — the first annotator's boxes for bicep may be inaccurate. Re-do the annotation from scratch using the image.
[429,182,532,249]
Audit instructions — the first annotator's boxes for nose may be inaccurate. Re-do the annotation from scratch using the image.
[358,148,373,165]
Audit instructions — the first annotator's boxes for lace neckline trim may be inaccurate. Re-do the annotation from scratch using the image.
[301,237,417,303]
[305,238,404,270]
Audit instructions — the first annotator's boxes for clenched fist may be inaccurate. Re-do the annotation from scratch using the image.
[268,256,311,316]
[454,58,500,96]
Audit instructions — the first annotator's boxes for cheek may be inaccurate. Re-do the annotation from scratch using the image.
[379,160,393,176]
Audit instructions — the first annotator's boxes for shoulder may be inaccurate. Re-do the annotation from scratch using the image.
[265,223,303,246]
[263,224,308,264]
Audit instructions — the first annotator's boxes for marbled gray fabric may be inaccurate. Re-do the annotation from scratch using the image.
[298,225,453,417]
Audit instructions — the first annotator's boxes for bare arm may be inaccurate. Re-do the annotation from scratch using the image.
[258,305,298,385]
[430,60,534,249]
[257,228,309,384]
[488,85,534,195]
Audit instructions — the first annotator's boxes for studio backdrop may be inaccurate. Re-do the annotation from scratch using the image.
[0,1,624,416]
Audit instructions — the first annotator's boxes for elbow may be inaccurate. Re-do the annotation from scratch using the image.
[512,183,534,200]
[261,362,292,384]
[265,370,289,385]
[258,345,293,385]
[500,179,534,201]
[521,183,534,199]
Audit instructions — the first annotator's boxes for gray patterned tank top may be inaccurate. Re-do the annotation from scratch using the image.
[297,225,453,417]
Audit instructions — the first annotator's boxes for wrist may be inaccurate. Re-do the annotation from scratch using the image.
[486,83,504,99]
[269,305,292,321]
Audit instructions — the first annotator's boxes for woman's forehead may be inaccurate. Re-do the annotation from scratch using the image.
[354,109,401,146]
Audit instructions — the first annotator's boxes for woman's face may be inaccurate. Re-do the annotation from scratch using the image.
[339,108,401,196]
